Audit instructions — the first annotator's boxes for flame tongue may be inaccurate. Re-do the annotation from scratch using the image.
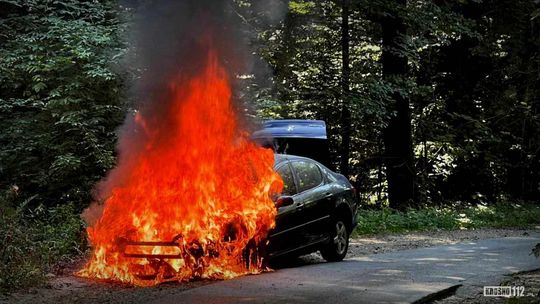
[78,49,282,286]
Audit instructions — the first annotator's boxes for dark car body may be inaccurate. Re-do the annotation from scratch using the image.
[267,154,358,260]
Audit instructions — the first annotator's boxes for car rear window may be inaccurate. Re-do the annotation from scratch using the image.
[292,161,323,192]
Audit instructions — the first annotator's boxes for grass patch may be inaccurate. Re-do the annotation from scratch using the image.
[0,203,84,293]
[354,203,540,235]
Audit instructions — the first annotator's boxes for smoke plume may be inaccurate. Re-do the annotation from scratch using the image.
[83,0,286,226]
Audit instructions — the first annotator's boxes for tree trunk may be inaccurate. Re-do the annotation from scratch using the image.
[274,9,297,117]
[381,0,415,210]
[339,0,351,177]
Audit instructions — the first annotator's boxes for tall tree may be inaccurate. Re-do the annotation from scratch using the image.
[339,0,351,176]
[381,0,415,209]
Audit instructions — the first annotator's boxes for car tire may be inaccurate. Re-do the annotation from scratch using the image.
[320,218,349,262]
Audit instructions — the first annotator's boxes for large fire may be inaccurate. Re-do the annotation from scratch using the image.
[78,48,282,286]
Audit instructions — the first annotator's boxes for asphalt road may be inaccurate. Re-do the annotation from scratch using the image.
[150,233,540,304]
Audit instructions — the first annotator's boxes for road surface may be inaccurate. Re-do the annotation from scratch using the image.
[150,233,540,304]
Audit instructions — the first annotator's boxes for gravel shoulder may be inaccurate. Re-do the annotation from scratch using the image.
[432,268,540,304]
[1,227,536,304]
[347,228,534,257]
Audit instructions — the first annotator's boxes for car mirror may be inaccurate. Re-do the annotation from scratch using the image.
[275,196,294,208]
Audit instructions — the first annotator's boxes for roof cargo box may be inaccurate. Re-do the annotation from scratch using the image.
[252,120,332,169]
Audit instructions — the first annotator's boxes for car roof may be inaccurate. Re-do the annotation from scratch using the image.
[274,153,323,167]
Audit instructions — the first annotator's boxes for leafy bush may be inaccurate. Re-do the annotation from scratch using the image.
[0,0,128,210]
[0,201,84,293]
[0,208,44,292]
[355,203,540,235]
[462,204,540,229]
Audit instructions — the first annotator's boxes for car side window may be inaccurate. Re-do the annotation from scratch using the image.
[276,164,296,196]
[291,161,323,193]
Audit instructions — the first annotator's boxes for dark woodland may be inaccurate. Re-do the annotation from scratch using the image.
[0,0,539,291]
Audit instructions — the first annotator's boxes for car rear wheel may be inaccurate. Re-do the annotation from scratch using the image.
[320,218,349,262]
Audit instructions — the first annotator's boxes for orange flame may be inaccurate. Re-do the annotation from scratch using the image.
[78,49,282,286]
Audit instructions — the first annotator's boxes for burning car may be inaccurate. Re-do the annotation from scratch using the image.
[268,154,357,262]
[79,50,356,286]
[118,153,357,276]
[254,120,357,261]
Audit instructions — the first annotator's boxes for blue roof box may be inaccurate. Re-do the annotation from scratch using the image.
[252,119,327,139]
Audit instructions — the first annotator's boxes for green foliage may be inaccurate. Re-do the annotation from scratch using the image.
[355,203,540,235]
[238,0,540,204]
[355,207,459,235]
[0,201,84,292]
[0,0,128,292]
[288,1,316,15]
[463,204,540,229]
[237,0,388,180]
[0,210,44,292]
[0,0,128,210]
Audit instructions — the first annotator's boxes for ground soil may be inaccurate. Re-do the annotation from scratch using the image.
[432,268,540,304]
[347,228,533,258]
[1,228,535,304]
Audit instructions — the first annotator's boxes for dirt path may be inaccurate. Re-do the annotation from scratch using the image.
[433,268,540,304]
[431,268,540,304]
[1,228,534,304]
[347,228,533,257]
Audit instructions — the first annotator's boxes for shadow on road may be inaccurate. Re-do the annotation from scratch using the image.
[269,253,326,270]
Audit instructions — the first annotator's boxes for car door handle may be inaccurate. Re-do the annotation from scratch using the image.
[296,203,305,210]
[324,192,333,199]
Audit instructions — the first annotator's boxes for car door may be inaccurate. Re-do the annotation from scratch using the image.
[290,160,333,246]
[267,162,303,256]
